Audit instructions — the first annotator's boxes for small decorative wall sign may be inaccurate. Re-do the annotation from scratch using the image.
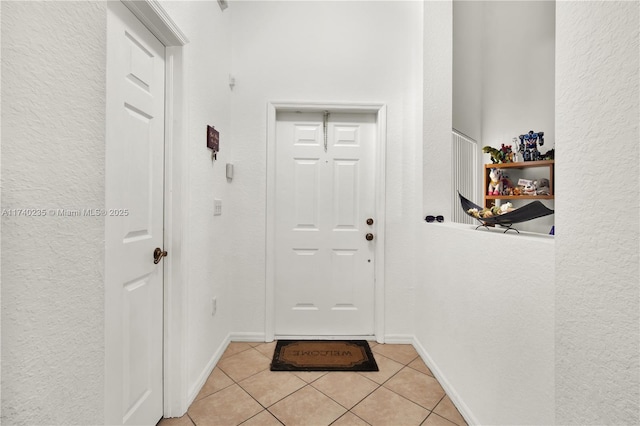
[207,125,219,160]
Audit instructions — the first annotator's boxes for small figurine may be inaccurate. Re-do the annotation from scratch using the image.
[523,181,537,196]
[487,168,503,195]
[483,144,514,163]
[518,130,545,162]
[483,146,502,164]
[499,202,514,214]
[500,173,514,195]
[500,144,515,162]
[536,178,551,195]
[511,138,520,162]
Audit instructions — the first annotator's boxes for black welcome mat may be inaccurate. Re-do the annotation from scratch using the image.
[270,340,379,372]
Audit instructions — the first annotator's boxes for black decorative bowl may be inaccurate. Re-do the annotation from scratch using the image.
[458,192,554,233]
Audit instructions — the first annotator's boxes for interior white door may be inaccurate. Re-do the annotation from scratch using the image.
[274,111,376,336]
[105,2,165,425]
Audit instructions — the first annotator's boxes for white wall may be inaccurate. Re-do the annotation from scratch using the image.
[1,2,107,424]
[159,0,235,400]
[421,3,555,424]
[228,1,424,339]
[453,1,556,150]
[415,225,555,425]
[555,2,639,423]
[481,1,555,155]
[453,0,483,142]
[423,1,453,219]
[3,2,636,425]
[422,1,639,424]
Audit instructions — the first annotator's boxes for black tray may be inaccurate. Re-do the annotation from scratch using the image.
[458,192,554,233]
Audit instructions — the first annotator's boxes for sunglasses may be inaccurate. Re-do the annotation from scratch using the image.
[425,215,444,223]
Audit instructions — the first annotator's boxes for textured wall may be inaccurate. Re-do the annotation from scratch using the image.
[555,1,640,423]
[415,225,555,425]
[1,1,107,424]
[229,1,424,338]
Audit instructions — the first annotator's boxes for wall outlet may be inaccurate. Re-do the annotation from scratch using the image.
[214,199,222,216]
[212,297,217,316]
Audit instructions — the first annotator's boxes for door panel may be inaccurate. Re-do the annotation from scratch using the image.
[275,112,376,336]
[106,2,165,425]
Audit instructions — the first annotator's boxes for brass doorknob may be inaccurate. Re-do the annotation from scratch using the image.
[366,218,374,225]
[153,247,168,264]
[365,233,374,241]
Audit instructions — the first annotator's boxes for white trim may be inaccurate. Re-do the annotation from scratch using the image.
[162,46,190,418]
[275,335,377,341]
[122,0,189,47]
[374,105,387,344]
[412,337,477,425]
[229,332,267,343]
[383,334,415,345]
[117,0,190,419]
[265,101,387,344]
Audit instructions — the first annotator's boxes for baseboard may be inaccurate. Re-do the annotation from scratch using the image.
[186,334,231,407]
[273,334,377,342]
[383,334,415,344]
[412,337,478,425]
[229,331,267,342]
[187,332,266,408]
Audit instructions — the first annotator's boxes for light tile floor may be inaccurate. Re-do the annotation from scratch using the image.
[158,342,467,426]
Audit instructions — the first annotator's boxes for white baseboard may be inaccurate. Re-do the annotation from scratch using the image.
[187,332,265,408]
[229,331,267,342]
[412,337,478,425]
[186,334,231,407]
[273,335,377,341]
[383,334,415,344]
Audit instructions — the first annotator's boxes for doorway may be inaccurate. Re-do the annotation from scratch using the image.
[105,2,165,424]
[105,0,189,422]
[266,102,387,342]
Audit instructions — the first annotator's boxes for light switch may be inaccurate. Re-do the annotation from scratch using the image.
[214,199,222,216]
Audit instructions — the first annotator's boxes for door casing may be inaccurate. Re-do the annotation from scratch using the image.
[106,0,190,420]
[266,101,387,343]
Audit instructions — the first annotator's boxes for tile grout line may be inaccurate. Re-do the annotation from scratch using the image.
[308,375,379,415]
[193,367,236,403]
[182,343,463,426]
[332,409,373,426]
[366,352,447,418]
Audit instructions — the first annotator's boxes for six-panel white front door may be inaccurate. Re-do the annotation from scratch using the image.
[105,2,165,425]
[274,111,376,336]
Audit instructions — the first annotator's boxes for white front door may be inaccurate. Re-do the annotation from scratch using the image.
[274,111,377,336]
[105,2,165,425]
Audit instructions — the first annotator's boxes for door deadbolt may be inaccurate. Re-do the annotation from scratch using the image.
[366,218,374,225]
[365,233,374,241]
[153,247,168,264]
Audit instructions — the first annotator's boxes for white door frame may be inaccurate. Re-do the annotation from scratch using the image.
[266,101,387,343]
[110,0,190,419]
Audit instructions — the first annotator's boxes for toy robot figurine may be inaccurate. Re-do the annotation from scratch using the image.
[518,130,544,161]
